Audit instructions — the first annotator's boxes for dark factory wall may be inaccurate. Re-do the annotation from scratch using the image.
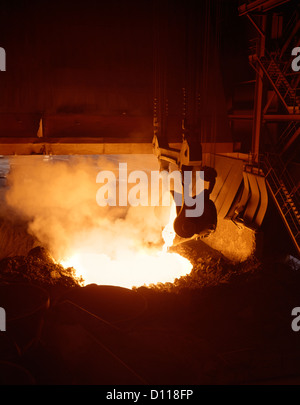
[0,0,154,114]
[0,0,235,144]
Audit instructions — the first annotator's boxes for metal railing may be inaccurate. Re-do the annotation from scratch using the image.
[258,55,300,112]
[276,121,300,153]
[260,153,300,254]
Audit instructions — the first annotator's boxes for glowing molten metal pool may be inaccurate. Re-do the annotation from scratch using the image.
[61,202,193,289]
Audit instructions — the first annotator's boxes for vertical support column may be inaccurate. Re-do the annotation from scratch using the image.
[252,15,267,164]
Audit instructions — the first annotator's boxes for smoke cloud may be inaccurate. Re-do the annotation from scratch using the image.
[4,155,167,262]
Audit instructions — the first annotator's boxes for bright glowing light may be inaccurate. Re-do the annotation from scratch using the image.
[61,201,192,289]
[161,200,177,252]
[61,250,192,289]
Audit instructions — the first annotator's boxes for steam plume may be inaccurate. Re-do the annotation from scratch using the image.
[5,155,165,262]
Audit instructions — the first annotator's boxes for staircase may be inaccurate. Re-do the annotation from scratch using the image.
[261,153,300,255]
[257,56,300,113]
[241,0,300,255]
[279,7,300,60]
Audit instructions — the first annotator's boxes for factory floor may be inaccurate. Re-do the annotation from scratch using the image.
[1,240,300,385]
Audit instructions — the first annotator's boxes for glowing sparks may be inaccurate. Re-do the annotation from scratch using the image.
[61,202,192,289]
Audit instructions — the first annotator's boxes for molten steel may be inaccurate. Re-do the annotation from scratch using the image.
[61,201,193,289]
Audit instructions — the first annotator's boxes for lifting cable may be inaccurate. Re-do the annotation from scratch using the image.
[153,0,169,146]
[153,0,222,170]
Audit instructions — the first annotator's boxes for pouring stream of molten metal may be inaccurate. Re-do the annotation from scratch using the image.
[61,202,192,289]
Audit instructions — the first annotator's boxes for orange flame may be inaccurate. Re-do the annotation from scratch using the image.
[61,201,192,289]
